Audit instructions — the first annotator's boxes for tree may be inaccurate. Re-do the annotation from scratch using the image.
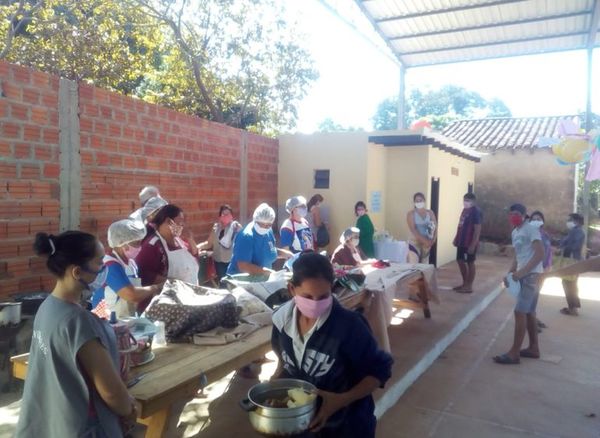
[1,1,166,95]
[317,117,363,132]
[372,85,512,131]
[132,0,318,133]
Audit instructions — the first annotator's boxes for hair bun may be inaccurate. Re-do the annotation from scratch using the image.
[33,232,54,257]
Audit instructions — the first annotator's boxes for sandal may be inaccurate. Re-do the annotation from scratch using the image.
[452,285,464,291]
[493,354,520,365]
[455,288,473,294]
[519,349,540,359]
[560,307,578,316]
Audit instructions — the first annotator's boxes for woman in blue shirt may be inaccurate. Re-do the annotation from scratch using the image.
[227,203,292,276]
[271,252,393,437]
[91,219,161,318]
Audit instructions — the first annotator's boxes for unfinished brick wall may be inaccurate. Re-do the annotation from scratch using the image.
[0,61,278,299]
[0,62,61,297]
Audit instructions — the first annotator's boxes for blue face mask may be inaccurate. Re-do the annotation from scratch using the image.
[79,265,108,292]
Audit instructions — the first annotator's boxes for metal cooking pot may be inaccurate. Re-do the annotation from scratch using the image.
[0,302,22,326]
[240,379,317,436]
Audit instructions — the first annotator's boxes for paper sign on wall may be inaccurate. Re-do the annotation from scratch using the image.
[370,191,382,213]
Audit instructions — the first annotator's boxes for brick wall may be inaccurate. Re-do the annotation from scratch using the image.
[0,61,278,299]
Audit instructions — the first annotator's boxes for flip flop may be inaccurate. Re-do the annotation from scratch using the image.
[452,285,464,291]
[455,288,473,294]
[537,320,547,329]
[493,354,520,365]
[560,308,578,316]
[519,349,540,359]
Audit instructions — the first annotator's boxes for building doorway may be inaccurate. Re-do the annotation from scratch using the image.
[429,177,440,266]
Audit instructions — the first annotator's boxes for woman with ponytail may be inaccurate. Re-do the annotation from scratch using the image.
[16,231,136,438]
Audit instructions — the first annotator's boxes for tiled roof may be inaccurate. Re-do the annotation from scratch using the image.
[441,116,579,150]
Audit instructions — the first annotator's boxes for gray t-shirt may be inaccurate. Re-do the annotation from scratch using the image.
[16,295,123,438]
[512,222,543,274]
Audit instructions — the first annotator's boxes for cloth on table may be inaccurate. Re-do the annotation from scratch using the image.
[192,314,271,346]
[361,263,439,352]
[224,271,290,303]
[144,279,238,341]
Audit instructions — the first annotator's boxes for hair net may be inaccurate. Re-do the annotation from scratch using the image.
[130,196,168,223]
[340,227,360,244]
[108,219,147,248]
[285,195,307,213]
[252,203,276,223]
[139,185,160,206]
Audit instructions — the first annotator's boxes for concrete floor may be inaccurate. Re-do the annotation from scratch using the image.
[376,277,600,438]
[2,256,599,438]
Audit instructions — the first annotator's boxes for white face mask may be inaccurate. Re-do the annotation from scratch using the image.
[254,223,271,235]
[295,207,308,218]
[414,201,425,209]
[566,221,575,229]
[529,220,544,228]
[351,238,360,247]
[463,201,473,209]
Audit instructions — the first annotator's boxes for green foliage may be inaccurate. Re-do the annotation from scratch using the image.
[1,0,165,95]
[132,0,318,134]
[372,85,512,131]
[317,117,363,132]
[0,0,318,134]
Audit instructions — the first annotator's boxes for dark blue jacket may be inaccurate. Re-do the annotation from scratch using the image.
[560,226,585,260]
[271,299,393,438]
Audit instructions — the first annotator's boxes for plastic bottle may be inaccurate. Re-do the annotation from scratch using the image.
[153,321,166,346]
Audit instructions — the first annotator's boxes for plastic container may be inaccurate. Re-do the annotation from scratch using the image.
[153,320,167,346]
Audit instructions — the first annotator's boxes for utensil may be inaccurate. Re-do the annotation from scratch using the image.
[240,379,318,436]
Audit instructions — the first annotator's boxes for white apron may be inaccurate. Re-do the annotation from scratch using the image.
[156,233,199,285]
[103,253,141,319]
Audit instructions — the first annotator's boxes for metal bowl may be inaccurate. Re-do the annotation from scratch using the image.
[240,379,317,436]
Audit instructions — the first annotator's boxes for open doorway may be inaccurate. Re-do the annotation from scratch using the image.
[429,177,440,266]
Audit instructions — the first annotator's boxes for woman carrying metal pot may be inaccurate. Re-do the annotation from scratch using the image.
[17,231,136,437]
[271,252,393,437]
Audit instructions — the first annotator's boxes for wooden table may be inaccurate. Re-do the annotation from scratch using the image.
[11,290,371,438]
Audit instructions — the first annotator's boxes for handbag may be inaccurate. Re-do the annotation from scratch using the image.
[316,224,330,247]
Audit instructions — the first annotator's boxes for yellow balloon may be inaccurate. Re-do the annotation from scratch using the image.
[552,137,592,163]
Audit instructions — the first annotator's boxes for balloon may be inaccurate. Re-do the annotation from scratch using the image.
[551,137,593,164]
[410,119,432,130]
[557,119,580,137]
[556,158,570,166]
[537,137,561,148]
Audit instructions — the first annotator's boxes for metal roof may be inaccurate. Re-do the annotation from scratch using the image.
[441,115,580,150]
[354,0,600,67]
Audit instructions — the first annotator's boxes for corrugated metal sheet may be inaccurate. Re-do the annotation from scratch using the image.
[356,0,599,66]
[441,116,581,150]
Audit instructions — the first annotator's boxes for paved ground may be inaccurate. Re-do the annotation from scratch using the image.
[1,258,599,438]
[376,275,600,438]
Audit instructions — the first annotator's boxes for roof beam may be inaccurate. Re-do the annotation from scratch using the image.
[407,45,598,68]
[351,0,405,66]
[589,0,600,48]
[389,11,592,41]
[374,0,527,24]
[398,31,588,56]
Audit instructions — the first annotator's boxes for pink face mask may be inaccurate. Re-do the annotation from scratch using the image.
[220,213,233,226]
[294,294,333,319]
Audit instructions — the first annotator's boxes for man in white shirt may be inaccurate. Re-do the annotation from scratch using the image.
[494,203,544,365]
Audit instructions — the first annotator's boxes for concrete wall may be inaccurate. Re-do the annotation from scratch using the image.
[0,60,278,299]
[366,142,387,230]
[278,132,369,252]
[427,148,476,266]
[278,133,476,266]
[475,149,575,241]
[383,146,429,241]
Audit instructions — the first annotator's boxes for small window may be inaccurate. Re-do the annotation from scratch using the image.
[314,169,330,189]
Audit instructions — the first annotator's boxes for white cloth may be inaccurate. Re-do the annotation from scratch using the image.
[374,241,408,263]
[504,274,521,299]
[156,233,199,285]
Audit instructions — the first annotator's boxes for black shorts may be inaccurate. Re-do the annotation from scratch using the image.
[457,246,476,263]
